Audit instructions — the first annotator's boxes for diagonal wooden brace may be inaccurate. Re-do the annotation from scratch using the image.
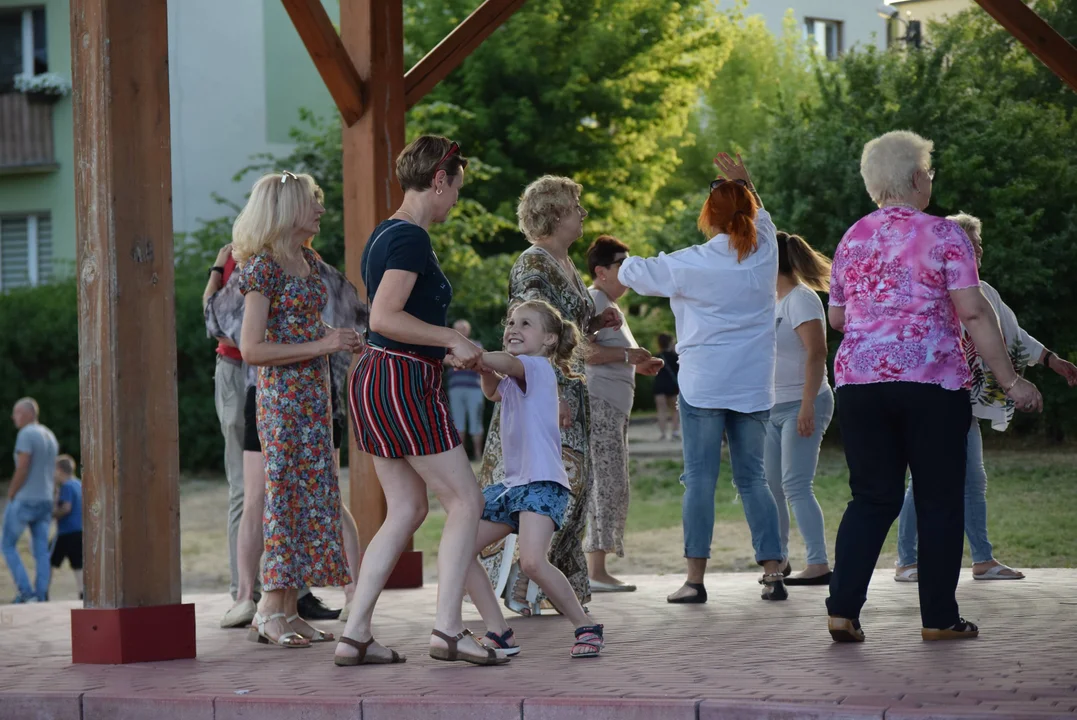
[973,0,1077,93]
[281,0,366,125]
[404,0,529,109]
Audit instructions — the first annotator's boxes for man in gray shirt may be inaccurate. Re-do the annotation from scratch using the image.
[2,398,59,602]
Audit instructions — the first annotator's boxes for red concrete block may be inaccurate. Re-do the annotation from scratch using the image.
[699,699,886,720]
[71,604,196,664]
[363,695,522,720]
[524,697,698,720]
[885,709,1072,720]
[215,696,361,720]
[82,694,213,720]
[0,691,81,720]
[385,550,423,589]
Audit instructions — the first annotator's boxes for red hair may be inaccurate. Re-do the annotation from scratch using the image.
[697,182,759,262]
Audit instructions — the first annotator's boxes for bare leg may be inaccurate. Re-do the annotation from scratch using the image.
[73,568,84,596]
[471,434,484,461]
[517,513,592,628]
[234,450,266,604]
[335,457,429,662]
[465,520,514,638]
[406,449,490,658]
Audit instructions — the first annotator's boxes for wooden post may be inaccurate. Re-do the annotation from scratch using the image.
[69,0,194,663]
[340,0,422,587]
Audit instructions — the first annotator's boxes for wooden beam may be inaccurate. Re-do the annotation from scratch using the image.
[70,0,194,663]
[404,0,529,109]
[281,0,366,125]
[341,0,422,587]
[974,0,1077,93]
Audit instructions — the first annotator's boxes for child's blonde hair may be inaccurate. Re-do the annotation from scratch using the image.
[232,171,324,264]
[510,299,583,379]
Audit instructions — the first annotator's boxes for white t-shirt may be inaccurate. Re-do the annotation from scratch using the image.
[773,284,830,405]
[585,287,638,416]
[498,354,570,490]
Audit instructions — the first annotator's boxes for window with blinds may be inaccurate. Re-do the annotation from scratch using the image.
[0,213,53,291]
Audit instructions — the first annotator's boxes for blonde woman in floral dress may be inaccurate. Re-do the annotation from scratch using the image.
[478,176,621,615]
[235,171,361,648]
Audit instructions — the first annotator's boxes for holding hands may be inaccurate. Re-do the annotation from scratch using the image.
[447,332,484,370]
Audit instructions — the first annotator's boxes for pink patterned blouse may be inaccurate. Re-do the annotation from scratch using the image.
[829,206,980,391]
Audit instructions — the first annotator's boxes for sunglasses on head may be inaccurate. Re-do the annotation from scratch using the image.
[710,177,748,191]
[433,141,460,176]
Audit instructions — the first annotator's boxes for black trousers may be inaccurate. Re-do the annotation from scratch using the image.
[827,382,971,629]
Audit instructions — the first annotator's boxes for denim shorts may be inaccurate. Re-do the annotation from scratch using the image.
[482,481,570,532]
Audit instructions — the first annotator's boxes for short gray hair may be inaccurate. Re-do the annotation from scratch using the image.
[15,397,39,418]
[860,130,933,206]
[946,212,982,239]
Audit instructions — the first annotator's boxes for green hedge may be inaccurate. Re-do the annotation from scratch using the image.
[0,272,221,479]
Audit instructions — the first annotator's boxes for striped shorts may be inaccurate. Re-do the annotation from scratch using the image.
[348,345,461,458]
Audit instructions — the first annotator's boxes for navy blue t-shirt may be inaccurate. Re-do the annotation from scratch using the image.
[362,219,452,359]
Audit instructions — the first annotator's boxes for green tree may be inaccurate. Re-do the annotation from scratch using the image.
[405,0,728,250]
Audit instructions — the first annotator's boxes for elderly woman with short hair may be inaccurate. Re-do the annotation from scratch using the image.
[825,131,1042,643]
[478,175,621,617]
[894,212,1077,584]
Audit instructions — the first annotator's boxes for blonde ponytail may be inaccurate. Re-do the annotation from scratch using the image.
[777,231,832,292]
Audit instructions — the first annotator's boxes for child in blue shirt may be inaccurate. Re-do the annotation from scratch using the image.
[50,455,83,600]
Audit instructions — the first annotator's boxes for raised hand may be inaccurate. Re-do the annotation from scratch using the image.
[713,152,752,184]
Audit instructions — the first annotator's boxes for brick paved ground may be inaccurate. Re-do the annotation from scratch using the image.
[1,570,1075,719]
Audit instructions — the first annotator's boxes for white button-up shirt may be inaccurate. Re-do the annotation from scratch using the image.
[618,209,778,413]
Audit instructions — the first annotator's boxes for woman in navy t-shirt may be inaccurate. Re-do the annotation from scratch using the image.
[336,136,506,668]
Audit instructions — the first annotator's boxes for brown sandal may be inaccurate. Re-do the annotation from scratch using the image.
[333,635,406,666]
[429,629,509,666]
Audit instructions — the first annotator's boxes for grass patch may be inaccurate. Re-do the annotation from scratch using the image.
[414,446,1077,573]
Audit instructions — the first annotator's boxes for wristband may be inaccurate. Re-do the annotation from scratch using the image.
[209,265,225,278]
[1002,375,1020,394]
[1045,351,1058,369]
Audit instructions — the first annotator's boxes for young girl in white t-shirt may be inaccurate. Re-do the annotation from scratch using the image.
[460,299,605,660]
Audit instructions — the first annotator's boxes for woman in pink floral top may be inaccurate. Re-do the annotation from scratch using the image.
[824,131,1042,644]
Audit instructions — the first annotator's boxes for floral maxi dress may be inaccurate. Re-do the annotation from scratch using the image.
[238,248,350,592]
[478,246,595,614]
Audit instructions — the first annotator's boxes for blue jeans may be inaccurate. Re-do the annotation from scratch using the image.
[2,498,54,600]
[449,386,486,435]
[679,398,782,563]
[896,418,991,566]
[764,388,835,566]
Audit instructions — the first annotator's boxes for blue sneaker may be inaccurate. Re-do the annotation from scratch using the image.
[12,593,38,604]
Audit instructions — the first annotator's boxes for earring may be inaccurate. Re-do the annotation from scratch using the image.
[436,189,443,195]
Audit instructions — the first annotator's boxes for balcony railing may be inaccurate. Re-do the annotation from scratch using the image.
[0,92,57,171]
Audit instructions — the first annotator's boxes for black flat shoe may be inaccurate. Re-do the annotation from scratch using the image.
[784,571,833,586]
[760,573,788,601]
[297,592,342,621]
[667,582,707,604]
